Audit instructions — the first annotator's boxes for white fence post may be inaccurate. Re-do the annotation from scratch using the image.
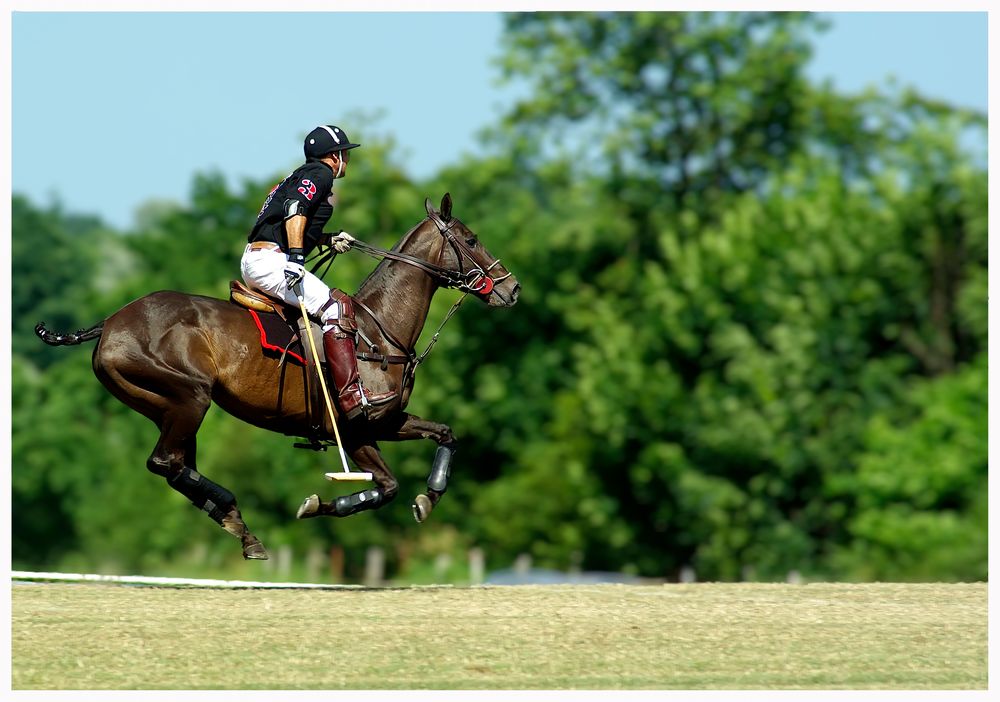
[433,553,452,582]
[469,547,485,585]
[364,546,385,587]
[276,545,292,579]
[306,545,324,582]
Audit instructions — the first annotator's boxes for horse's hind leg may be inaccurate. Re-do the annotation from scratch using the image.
[103,353,270,561]
[181,435,269,560]
[156,437,268,560]
[145,405,268,560]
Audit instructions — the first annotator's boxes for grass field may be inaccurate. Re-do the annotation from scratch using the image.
[10,581,986,690]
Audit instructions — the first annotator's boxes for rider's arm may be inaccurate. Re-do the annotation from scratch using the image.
[285,214,307,253]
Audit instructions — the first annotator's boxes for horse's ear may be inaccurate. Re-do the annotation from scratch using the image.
[440,193,453,221]
[424,197,436,216]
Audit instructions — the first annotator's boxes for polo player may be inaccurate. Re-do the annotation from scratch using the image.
[242,125,395,420]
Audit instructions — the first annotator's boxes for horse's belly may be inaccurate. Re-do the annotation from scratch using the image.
[212,359,312,435]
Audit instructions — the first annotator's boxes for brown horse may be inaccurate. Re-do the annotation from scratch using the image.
[36,194,520,560]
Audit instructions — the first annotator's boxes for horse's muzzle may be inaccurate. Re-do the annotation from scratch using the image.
[490,281,519,308]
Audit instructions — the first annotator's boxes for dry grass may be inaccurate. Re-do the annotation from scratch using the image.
[11,581,986,690]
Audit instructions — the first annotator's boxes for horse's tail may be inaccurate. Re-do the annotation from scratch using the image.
[35,321,104,346]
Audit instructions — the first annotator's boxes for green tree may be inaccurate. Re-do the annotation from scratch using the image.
[495,12,826,226]
[829,354,987,581]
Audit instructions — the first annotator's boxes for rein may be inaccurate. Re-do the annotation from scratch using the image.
[348,237,506,295]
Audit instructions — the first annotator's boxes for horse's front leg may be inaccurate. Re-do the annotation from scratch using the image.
[296,443,399,519]
[376,413,457,523]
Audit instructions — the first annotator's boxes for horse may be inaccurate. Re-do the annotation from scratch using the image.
[35,193,520,560]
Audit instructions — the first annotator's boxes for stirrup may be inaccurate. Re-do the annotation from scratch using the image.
[338,383,397,422]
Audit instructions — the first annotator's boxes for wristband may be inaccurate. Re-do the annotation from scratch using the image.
[287,248,305,265]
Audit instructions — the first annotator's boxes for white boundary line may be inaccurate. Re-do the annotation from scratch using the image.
[11,570,366,590]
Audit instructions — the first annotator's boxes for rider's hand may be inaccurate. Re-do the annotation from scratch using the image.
[329,231,355,254]
[284,248,306,294]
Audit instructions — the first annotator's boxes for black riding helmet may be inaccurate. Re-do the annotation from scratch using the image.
[304,125,360,160]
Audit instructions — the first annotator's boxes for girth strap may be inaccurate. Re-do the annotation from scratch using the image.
[356,348,412,371]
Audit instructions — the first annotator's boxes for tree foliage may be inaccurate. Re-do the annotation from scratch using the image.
[12,12,986,582]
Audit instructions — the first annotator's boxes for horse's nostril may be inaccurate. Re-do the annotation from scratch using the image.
[512,283,521,302]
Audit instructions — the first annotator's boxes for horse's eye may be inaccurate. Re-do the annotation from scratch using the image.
[466,237,477,248]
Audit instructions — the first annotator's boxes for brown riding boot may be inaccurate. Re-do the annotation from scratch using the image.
[323,328,396,420]
[321,289,396,420]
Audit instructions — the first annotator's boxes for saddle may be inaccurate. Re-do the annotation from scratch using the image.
[230,279,283,316]
[229,280,323,364]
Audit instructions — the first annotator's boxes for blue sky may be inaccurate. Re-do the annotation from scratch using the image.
[10,11,989,230]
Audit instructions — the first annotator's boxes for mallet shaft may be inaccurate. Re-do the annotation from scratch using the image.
[297,293,352,475]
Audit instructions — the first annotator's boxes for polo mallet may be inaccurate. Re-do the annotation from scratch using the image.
[294,284,372,482]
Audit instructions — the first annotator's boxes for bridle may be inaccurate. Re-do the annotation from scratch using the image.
[307,213,512,383]
[428,209,514,296]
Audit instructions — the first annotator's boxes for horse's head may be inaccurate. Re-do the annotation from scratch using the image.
[420,193,520,308]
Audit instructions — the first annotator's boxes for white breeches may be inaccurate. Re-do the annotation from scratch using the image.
[240,245,340,327]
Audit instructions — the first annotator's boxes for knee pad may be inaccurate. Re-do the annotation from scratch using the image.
[320,289,358,335]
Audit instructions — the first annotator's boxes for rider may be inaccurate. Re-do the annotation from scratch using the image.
[242,124,396,420]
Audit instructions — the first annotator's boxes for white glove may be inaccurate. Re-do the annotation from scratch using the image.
[283,260,305,295]
[330,231,355,254]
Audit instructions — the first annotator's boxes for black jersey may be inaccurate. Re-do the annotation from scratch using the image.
[248,160,336,253]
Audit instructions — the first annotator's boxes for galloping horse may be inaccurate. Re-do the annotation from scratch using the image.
[36,194,520,560]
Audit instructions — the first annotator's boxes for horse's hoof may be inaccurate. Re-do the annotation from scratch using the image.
[243,539,269,560]
[297,494,321,519]
[412,494,433,523]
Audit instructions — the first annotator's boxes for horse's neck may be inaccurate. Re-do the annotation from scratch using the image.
[354,227,441,351]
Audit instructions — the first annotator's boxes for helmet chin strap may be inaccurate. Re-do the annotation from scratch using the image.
[335,153,344,178]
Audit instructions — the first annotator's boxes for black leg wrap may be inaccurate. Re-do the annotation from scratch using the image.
[168,467,236,524]
[427,444,456,494]
[333,488,384,517]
